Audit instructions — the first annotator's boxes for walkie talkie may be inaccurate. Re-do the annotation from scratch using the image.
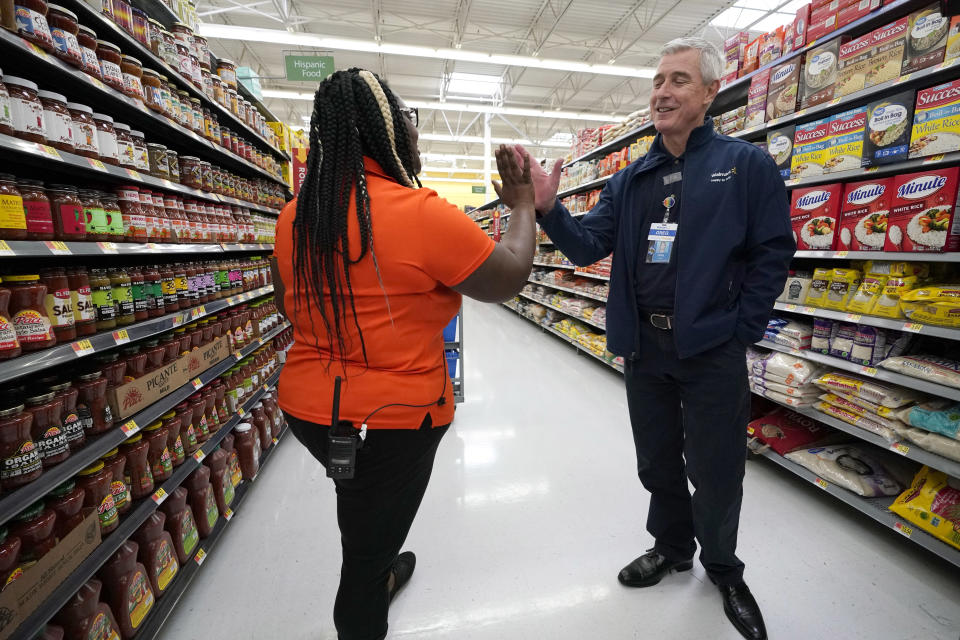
[327,376,364,479]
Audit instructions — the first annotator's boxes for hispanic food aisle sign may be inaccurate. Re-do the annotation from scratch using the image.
[790,183,842,251]
[887,167,960,252]
[909,79,960,158]
[837,178,893,251]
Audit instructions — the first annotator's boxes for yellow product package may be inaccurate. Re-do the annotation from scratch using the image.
[846,275,889,313]
[869,275,918,318]
[862,261,928,278]
[890,466,960,551]
[823,268,862,310]
[805,268,834,307]
[899,284,960,326]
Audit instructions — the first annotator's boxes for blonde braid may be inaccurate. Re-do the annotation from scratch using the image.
[358,70,414,187]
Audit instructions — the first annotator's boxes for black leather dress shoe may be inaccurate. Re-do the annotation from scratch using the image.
[718,582,767,640]
[388,551,416,603]
[617,549,693,587]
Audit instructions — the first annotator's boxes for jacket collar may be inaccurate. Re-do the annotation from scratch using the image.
[637,116,716,171]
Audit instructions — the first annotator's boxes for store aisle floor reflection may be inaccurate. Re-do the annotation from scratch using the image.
[159,299,960,640]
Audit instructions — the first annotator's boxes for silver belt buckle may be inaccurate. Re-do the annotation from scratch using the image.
[650,313,672,330]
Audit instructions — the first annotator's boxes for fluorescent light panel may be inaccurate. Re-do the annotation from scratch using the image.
[419,133,570,148]
[198,23,656,78]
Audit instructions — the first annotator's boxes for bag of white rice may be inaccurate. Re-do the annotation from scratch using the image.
[849,325,887,367]
[819,387,901,418]
[751,376,819,397]
[846,275,888,314]
[823,268,862,311]
[891,424,960,463]
[813,372,922,408]
[810,318,837,355]
[785,445,904,496]
[815,396,900,441]
[829,323,857,360]
[754,387,818,407]
[869,276,918,319]
[764,319,812,350]
[780,271,813,304]
[879,355,960,389]
[862,261,928,278]
[883,331,915,360]
[752,352,821,385]
[896,399,960,439]
[805,268,833,307]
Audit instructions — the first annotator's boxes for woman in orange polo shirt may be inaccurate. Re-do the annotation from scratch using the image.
[271,68,537,640]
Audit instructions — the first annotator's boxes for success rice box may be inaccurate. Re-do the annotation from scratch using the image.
[745,69,770,129]
[862,89,915,166]
[791,116,831,180]
[887,167,960,252]
[909,79,960,158]
[825,106,867,173]
[836,18,908,98]
[790,183,843,251]
[837,178,893,251]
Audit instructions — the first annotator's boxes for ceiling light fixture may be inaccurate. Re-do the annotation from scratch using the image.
[419,133,571,147]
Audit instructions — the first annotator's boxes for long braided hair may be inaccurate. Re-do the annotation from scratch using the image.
[293,68,421,369]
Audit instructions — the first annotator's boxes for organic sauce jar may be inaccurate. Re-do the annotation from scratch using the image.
[25,391,69,467]
[98,541,155,638]
[132,512,178,598]
[75,461,118,535]
[0,404,41,489]
[158,487,198,564]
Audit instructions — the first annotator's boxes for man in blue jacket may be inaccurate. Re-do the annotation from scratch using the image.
[519,38,794,640]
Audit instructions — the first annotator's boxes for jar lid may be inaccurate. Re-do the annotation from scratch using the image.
[142,68,159,78]
[96,352,118,362]
[4,76,38,91]
[144,420,162,431]
[15,501,45,521]
[121,54,141,64]
[120,345,140,355]
[78,25,96,36]
[147,143,166,150]
[180,156,200,161]
[235,422,252,433]
[25,391,55,405]
[37,90,67,103]
[47,4,78,20]
[125,434,143,443]
[148,18,164,27]
[92,113,114,123]
[161,411,176,420]
[77,461,105,476]
[17,178,43,187]
[130,130,145,138]
[77,371,103,381]
[113,123,130,132]
[253,402,263,409]
[48,381,71,393]
[48,479,76,497]
[96,40,120,52]
[0,405,24,417]
[66,102,93,114]
[101,448,118,458]
[191,98,201,104]
[217,58,236,67]
[4,274,40,282]
[172,21,192,31]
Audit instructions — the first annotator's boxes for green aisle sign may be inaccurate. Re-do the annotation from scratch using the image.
[285,55,335,81]
[472,185,486,194]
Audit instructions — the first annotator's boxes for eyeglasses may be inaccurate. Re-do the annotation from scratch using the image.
[399,106,418,127]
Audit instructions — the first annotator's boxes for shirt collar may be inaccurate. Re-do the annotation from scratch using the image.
[649,116,716,159]
[363,156,390,179]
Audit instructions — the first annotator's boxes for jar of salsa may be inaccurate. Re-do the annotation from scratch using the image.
[96,352,126,389]
[86,268,113,331]
[141,267,162,319]
[66,103,99,159]
[39,267,74,341]
[47,4,81,68]
[25,391,69,467]
[46,480,85,539]
[7,275,56,350]
[101,192,122,241]
[37,91,74,153]
[75,461,118,534]
[92,113,119,165]
[14,0,55,52]
[95,40,123,92]
[160,411,183,467]
[5,76,46,144]
[80,191,108,242]
[100,448,129,515]
[250,403,271,452]
[173,264,189,308]
[120,55,144,101]
[75,371,111,434]
[126,269,147,323]
[147,143,168,180]
[113,123,136,170]
[130,129,150,173]
[53,579,123,640]
[166,149,180,184]
[132,511,178,598]
[120,433,153,499]
[213,381,229,424]
[158,487,198,564]
[49,185,86,241]
[184,465,218,538]
[173,402,198,454]
[188,393,208,443]
[159,264,178,313]
[120,345,146,382]
[10,501,56,563]
[99,541,155,638]
[115,186,145,242]
[0,175,27,241]
[204,448,234,514]
[0,404,41,489]
[220,432,242,488]
[49,381,84,450]
[0,527,21,588]
[233,423,259,480]
[76,26,101,80]
[142,339,164,372]
[0,279,22,361]
[202,388,219,434]
[141,421,171,483]
[108,269,134,326]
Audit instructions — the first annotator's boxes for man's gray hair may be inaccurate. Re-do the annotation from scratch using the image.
[660,37,723,85]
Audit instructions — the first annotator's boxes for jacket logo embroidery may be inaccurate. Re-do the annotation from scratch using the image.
[710,167,737,183]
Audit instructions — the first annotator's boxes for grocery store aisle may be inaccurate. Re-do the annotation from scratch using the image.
[160,299,960,640]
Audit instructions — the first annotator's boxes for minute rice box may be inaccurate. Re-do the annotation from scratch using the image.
[887,167,960,252]
[837,178,892,251]
[790,183,843,251]
[909,79,960,158]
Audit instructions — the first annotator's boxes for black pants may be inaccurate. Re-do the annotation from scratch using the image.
[288,414,449,640]
[624,320,750,586]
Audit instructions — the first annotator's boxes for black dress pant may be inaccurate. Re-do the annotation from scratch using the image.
[624,320,750,586]
[288,414,449,640]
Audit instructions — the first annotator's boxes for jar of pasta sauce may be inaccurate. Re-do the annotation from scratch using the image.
[0,404,41,489]
[92,113,119,165]
[14,0,55,52]
[6,76,46,144]
[49,380,84,450]
[96,40,123,92]
[66,103,98,159]
[76,25,101,80]
[38,91,73,152]
[18,179,55,241]
[39,267,73,341]
[47,4,82,68]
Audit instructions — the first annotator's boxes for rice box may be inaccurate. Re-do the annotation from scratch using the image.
[794,3,811,51]
[837,0,883,29]
[808,14,838,43]
[724,32,749,78]
[862,90,915,166]
[745,69,770,129]
[946,15,960,62]
[837,178,892,250]
[825,106,866,173]
[836,32,873,98]
[802,38,847,108]
[902,3,949,75]
[790,183,843,250]
[909,80,960,158]
[887,168,960,252]
[766,56,802,120]
[810,1,841,24]
[864,18,910,89]
[767,124,795,179]
[791,117,831,180]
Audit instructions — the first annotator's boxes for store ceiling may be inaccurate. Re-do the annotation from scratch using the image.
[197,0,800,172]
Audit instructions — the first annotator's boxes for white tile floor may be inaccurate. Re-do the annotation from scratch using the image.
[160,299,960,640]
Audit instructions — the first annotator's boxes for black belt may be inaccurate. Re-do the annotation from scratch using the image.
[641,309,673,330]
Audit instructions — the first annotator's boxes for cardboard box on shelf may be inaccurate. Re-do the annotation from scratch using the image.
[745,69,771,129]
[862,17,910,90]
[902,3,949,75]
[791,116,832,180]
[741,37,761,77]
[947,15,960,62]
[837,178,893,250]
[808,14,838,42]
[790,183,843,250]
[825,106,867,173]
[836,31,873,98]
[802,37,848,108]
[794,3,811,51]
[760,28,785,67]
[909,79,960,158]
[887,167,960,252]
[837,0,883,29]
[766,55,803,120]
[862,89,915,166]
[266,121,291,152]
[0,509,100,640]
[767,125,796,179]
[810,1,841,25]
[724,32,750,78]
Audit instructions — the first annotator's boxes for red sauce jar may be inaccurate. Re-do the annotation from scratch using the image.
[213,382,229,424]
[202,388,219,434]
[66,103,99,160]
[233,423,260,480]
[159,264,178,313]
[173,402,198,455]
[75,371,111,435]
[158,487,198,564]
[0,528,21,589]
[10,501,56,563]
[220,432,242,489]
[25,391,69,467]
[75,461,118,535]
[76,26,101,80]
[0,279,22,360]
[128,269,148,322]
[37,91,74,154]
[161,411,184,467]
[6,275,56,351]
[49,381,84,451]
[65,267,95,336]
[142,340,164,373]
[116,187,146,243]
[184,465,218,539]
[188,393,208,443]
[47,4,82,68]
[159,335,179,365]
[39,267,75,342]
[0,175,26,241]
[46,480,85,540]
[132,511,178,598]
[95,40,123,92]
[141,421,171,483]
[0,404,41,489]
[250,403,271,453]
[120,434,153,500]
[13,0,55,52]
[204,448,234,515]
[98,541,155,638]
[54,579,123,640]
[49,185,86,241]
[120,345,147,381]
[100,448,129,516]
[18,179,55,241]
[96,352,126,388]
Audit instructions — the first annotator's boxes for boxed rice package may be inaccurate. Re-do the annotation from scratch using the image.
[836,178,892,250]
[724,32,750,83]
[887,167,960,252]
[745,69,770,129]
[902,3,949,75]
[808,13,838,43]
[801,37,847,108]
[836,18,908,98]
[741,37,761,77]
[825,106,867,174]
[790,183,842,250]
[947,15,960,62]
[909,79,960,159]
[766,56,802,120]
[862,90,915,167]
[759,28,785,67]
[837,0,883,29]
[767,125,795,179]
[791,117,832,180]
[793,3,810,51]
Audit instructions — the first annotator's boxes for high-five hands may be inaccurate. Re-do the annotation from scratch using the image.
[512,144,564,213]
[492,144,535,211]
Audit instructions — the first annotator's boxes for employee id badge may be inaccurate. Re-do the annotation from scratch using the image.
[646,222,678,263]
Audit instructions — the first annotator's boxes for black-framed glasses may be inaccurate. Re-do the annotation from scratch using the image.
[399,106,418,127]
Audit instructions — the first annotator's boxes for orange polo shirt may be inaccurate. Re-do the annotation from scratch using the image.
[274,157,495,429]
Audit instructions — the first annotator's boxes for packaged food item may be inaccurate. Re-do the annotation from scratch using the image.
[828,322,857,359]
[821,386,901,419]
[849,324,887,367]
[765,56,801,121]
[75,461,118,534]
[132,512,178,598]
[53,579,123,640]
[791,117,832,180]
[767,125,795,179]
[870,275,917,318]
[723,32,749,82]
[947,15,960,63]
[910,79,960,159]
[780,270,812,304]
[786,444,904,496]
[862,90,915,167]
[825,107,866,175]
[790,184,842,250]
[862,260,928,278]
[810,318,836,354]
[899,284,960,326]
[751,351,821,385]
[903,4,949,75]
[813,372,921,408]
[892,423,960,461]
[744,69,769,129]
[880,354,960,389]
[837,178,892,250]
[805,268,833,307]
[814,398,899,441]
[158,487,199,564]
[847,275,889,313]
[759,29,784,67]
[823,268,862,311]
[764,318,812,350]
[751,386,818,407]
[749,376,818,399]
[837,0,882,29]
[793,3,810,51]
[741,36,761,77]
[896,399,960,439]
[801,37,846,108]
[99,541,155,638]
[887,167,960,252]
[890,467,960,550]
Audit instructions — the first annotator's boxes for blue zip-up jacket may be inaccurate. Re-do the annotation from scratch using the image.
[539,118,796,359]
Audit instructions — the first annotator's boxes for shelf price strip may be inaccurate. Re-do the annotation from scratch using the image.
[894,522,914,538]
[112,329,130,345]
[151,487,168,505]
[194,548,207,566]
[71,339,95,357]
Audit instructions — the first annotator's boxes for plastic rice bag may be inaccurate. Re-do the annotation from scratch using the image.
[815,397,900,441]
[750,377,819,398]
[849,326,887,367]
[785,445,904,496]
[869,276,918,319]
[805,268,833,307]
[751,385,818,407]
[896,400,960,439]
[846,275,889,314]
[811,318,837,355]
[752,352,821,385]
[780,271,813,304]
[883,331,915,360]
[820,388,901,418]
[823,268,862,311]
[879,355,960,390]
[747,408,845,455]
[862,261,928,278]
[891,424,960,463]
[813,372,921,408]
[829,323,857,360]
[890,467,960,550]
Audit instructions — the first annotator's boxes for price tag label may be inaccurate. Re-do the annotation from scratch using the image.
[234,351,244,361]
[28,42,49,58]
[97,242,119,254]
[830,97,843,106]
[121,420,139,436]
[89,77,107,91]
[37,144,61,160]
[224,508,234,521]
[237,407,245,417]
[903,322,924,333]
[191,378,203,390]
[257,338,265,346]
[895,72,914,85]
[893,521,913,538]
[125,169,142,180]
[263,384,269,391]
[86,158,108,172]
[191,305,206,319]
[784,179,799,187]
[802,306,817,315]
[863,166,879,173]
[151,488,168,504]
[844,313,861,323]
[71,339,95,357]
[814,477,829,490]
[45,240,71,255]
[112,329,130,345]
[194,549,207,565]
[145,242,159,250]
[193,450,206,463]
[834,250,849,258]
[859,366,878,377]
[890,442,910,456]
[0,240,14,256]
[226,296,236,305]
[172,314,184,328]
[747,426,755,435]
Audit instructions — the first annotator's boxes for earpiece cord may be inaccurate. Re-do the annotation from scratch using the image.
[358,352,448,434]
